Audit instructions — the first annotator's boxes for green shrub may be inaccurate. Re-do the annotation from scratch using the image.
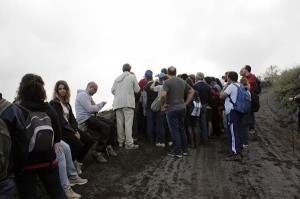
[272,66,300,112]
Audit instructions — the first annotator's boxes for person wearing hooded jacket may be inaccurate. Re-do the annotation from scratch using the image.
[111,63,140,149]
[14,73,67,199]
[0,93,27,198]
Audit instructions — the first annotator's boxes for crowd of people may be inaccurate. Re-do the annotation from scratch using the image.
[0,64,260,198]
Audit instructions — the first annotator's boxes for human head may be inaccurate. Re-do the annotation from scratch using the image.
[86,81,98,96]
[122,63,131,72]
[195,72,204,81]
[157,72,165,79]
[168,66,177,76]
[210,76,216,82]
[240,77,250,90]
[244,65,251,73]
[144,70,153,80]
[53,80,71,103]
[189,74,195,84]
[161,68,168,74]
[204,76,212,85]
[181,73,188,80]
[227,71,238,83]
[16,73,46,102]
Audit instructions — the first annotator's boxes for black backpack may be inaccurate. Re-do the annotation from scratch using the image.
[253,78,262,94]
[251,93,260,112]
[0,99,12,180]
[18,105,54,153]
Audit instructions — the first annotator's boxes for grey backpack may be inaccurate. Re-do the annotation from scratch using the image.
[0,99,12,180]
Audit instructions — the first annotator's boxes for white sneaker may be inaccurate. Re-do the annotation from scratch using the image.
[156,143,161,147]
[125,144,139,150]
[64,187,81,198]
[160,143,165,148]
[168,142,173,146]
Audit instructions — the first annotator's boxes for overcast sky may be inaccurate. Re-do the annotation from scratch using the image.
[1,0,300,109]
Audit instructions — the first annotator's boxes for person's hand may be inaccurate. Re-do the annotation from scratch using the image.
[75,131,81,139]
[54,143,64,153]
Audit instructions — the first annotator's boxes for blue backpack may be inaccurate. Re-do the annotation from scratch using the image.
[229,83,251,114]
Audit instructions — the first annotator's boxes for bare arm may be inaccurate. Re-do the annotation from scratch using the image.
[185,88,195,106]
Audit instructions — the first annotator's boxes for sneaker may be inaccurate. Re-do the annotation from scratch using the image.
[125,144,139,150]
[243,144,249,149]
[160,143,165,148]
[106,145,117,156]
[167,152,182,158]
[182,151,189,156]
[74,160,83,175]
[225,154,241,161]
[168,142,173,146]
[119,142,123,148]
[69,176,88,186]
[156,143,161,147]
[64,187,81,198]
[92,152,108,163]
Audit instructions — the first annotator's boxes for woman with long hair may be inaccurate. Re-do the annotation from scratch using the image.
[14,73,67,199]
[50,80,94,174]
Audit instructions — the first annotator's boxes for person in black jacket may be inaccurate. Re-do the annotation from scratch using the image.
[14,74,67,199]
[0,93,27,198]
[50,80,94,174]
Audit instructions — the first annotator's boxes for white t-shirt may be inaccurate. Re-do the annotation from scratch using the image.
[224,83,239,114]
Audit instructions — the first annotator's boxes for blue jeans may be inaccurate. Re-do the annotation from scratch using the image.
[199,106,208,144]
[146,109,160,143]
[0,175,14,199]
[157,111,166,143]
[166,109,188,155]
[56,141,78,190]
[15,164,67,199]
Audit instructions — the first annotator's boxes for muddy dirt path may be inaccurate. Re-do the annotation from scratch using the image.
[75,88,300,199]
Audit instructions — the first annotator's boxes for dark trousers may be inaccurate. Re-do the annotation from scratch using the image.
[62,129,93,163]
[15,164,67,199]
[86,116,115,153]
[166,109,188,155]
[226,110,242,154]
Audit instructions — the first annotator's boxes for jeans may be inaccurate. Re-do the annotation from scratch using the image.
[199,106,208,143]
[226,110,242,154]
[56,141,78,190]
[166,109,188,155]
[15,164,67,199]
[0,175,14,199]
[146,109,160,143]
[157,111,166,143]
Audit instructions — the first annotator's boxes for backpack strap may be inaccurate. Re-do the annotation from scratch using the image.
[15,104,32,113]
[228,83,239,106]
[0,99,11,116]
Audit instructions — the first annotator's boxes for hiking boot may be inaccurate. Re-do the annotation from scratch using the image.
[125,144,139,150]
[74,160,83,175]
[92,152,107,163]
[167,152,182,158]
[106,145,117,156]
[69,176,88,186]
[225,154,241,162]
[64,187,81,198]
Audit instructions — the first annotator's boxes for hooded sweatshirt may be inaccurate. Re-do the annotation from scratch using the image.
[75,89,104,124]
[111,71,140,110]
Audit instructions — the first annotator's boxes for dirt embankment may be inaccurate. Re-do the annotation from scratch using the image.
[75,87,300,199]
